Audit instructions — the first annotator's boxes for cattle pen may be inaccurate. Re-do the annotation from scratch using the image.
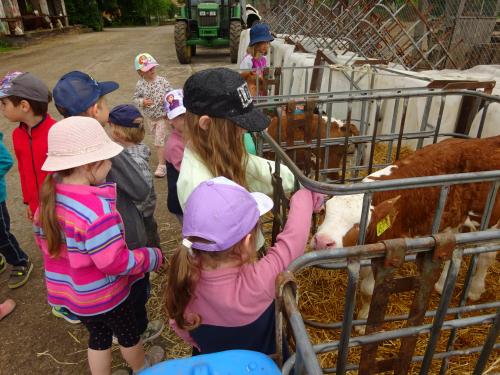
[250,87,500,374]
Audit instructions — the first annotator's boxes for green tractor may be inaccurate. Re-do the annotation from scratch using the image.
[174,1,259,64]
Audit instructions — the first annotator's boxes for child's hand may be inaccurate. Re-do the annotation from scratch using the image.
[311,192,326,213]
[143,98,154,107]
[25,206,33,221]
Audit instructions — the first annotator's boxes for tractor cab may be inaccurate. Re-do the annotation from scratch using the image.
[175,1,257,64]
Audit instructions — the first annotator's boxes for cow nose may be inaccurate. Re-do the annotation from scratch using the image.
[314,234,336,249]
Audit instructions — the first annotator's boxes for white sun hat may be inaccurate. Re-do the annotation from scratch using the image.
[42,116,123,172]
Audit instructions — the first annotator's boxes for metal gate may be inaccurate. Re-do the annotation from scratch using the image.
[251,88,500,373]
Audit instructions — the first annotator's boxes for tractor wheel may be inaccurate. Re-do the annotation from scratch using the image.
[229,20,242,64]
[175,21,191,64]
[191,45,197,56]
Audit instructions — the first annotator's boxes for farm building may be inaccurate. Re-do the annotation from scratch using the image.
[0,0,68,36]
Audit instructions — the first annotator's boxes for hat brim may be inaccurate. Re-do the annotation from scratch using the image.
[42,142,123,172]
[98,81,119,96]
[228,108,270,132]
[250,191,274,216]
[140,63,159,72]
[250,36,274,46]
[167,107,186,120]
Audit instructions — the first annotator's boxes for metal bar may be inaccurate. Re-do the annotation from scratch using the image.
[419,248,463,375]
[473,308,500,375]
[336,259,360,375]
[431,185,449,234]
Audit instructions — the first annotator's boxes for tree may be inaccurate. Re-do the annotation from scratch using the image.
[65,0,103,31]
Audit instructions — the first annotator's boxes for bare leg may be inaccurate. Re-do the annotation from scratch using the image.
[156,146,165,166]
[88,348,112,375]
[468,252,496,301]
[356,266,374,334]
[120,341,146,373]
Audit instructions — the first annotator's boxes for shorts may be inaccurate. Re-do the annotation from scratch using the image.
[77,295,140,350]
[146,117,170,147]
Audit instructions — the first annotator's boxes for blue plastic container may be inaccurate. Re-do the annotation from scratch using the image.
[140,349,281,374]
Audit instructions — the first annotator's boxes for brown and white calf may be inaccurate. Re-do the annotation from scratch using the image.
[266,106,360,180]
[313,136,500,332]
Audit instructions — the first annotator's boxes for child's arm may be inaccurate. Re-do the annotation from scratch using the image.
[107,151,150,203]
[246,153,296,196]
[133,81,145,108]
[85,212,163,275]
[0,135,13,180]
[240,55,253,70]
[246,189,323,298]
[12,136,30,207]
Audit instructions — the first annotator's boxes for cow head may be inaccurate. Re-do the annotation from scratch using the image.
[240,71,265,97]
[313,194,401,250]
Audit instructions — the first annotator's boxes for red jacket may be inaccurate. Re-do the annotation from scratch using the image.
[12,114,56,214]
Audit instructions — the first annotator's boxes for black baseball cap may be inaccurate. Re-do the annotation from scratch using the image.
[183,68,270,132]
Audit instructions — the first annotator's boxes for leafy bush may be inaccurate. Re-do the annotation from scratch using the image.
[65,0,103,31]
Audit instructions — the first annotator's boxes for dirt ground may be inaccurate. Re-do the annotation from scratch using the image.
[0,26,234,374]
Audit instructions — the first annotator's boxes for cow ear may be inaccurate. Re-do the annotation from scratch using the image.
[371,195,400,237]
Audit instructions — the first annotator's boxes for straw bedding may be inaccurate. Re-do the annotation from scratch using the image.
[150,143,499,373]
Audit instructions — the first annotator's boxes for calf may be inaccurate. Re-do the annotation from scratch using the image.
[266,104,360,180]
[313,136,500,332]
[241,71,266,97]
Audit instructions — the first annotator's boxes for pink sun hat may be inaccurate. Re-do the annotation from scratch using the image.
[42,116,123,172]
[134,52,159,72]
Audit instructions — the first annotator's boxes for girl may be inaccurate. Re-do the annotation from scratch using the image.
[239,23,273,77]
[34,116,164,375]
[178,68,296,248]
[133,52,173,177]
[166,176,324,354]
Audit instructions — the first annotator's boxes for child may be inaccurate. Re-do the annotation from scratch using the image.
[178,67,295,248]
[0,72,55,221]
[239,23,273,76]
[133,53,173,178]
[166,176,323,354]
[34,116,164,375]
[163,89,186,222]
[108,104,161,248]
[0,131,32,289]
[0,71,53,288]
[54,71,163,339]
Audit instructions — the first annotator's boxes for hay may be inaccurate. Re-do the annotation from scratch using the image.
[294,247,500,374]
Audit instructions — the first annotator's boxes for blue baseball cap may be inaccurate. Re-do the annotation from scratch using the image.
[109,104,143,128]
[53,71,119,116]
[249,23,273,46]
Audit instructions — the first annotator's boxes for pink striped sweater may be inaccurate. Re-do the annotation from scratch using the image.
[33,182,163,316]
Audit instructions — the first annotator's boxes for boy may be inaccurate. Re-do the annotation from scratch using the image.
[0,72,53,289]
[53,71,164,342]
[108,104,161,248]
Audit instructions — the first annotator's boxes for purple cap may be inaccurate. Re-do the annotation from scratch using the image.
[183,177,273,252]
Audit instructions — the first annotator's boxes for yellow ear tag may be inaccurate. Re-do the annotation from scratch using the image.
[376,214,392,237]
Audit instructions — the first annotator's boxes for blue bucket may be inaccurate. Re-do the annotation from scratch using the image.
[140,349,281,374]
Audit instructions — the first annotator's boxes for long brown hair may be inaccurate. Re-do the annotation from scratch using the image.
[185,111,249,188]
[39,171,72,257]
[165,226,259,330]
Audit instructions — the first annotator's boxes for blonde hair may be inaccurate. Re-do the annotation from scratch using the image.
[108,118,145,144]
[185,111,249,188]
[165,226,258,330]
[246,44,262,59]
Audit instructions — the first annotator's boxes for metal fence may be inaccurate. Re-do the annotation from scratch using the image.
[256,0,500,69]
[249,87,500,373]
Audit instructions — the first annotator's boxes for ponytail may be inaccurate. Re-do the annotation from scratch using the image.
[165,243,201,330]
[39,170,72,257]
[39,174,63,257]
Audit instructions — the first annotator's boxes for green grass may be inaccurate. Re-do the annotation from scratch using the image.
[0,40,17,53]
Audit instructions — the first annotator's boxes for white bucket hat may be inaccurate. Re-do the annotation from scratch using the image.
[42,116,123,171]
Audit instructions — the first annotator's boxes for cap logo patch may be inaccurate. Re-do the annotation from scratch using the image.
[237,83,252,108]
